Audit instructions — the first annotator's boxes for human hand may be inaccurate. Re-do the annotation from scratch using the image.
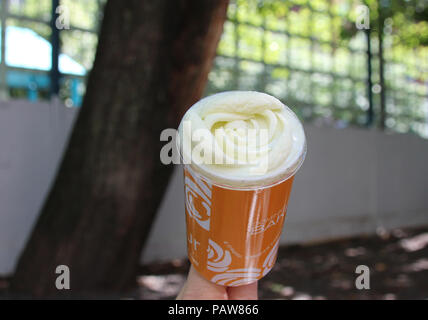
[177,265,258,300]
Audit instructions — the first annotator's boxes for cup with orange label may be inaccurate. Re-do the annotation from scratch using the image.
[178,91,306,286]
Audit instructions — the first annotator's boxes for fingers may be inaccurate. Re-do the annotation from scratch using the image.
[227,281,258,300]
[177,265,258,300]
[177,265,228,300]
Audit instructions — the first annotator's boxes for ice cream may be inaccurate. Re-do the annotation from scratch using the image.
[178,91,306,188]
[179,91,307,285]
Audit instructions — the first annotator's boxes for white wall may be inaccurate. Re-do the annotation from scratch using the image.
[142,123,428,262]
[1,100,428,275]
[0,100,78,275]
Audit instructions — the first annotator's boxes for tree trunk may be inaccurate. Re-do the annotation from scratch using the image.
[11,0,229,297]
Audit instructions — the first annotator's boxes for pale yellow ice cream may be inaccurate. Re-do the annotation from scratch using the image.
[178,91,306,188]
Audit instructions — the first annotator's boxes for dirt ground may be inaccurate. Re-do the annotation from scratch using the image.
[137,225,428,300]
[1,225,427,300]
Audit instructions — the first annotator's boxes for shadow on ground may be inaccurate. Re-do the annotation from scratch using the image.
[1,226,427,299]
[138,226,428,300]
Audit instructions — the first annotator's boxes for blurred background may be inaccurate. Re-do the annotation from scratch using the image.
[0,0,427,299]
[2,0,428,134]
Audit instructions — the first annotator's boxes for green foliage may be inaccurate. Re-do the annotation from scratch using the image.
[210,0,428,138]
[5,0,428,138]
[341,0,428,47]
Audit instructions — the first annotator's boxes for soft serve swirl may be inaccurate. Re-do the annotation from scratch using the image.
[178,91,306,188]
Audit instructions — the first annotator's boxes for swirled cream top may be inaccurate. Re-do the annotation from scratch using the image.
[178,91,306,188]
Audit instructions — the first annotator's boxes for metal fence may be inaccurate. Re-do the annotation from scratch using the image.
[1,0,427,138]
[384,31,428,137]
[206,0,428,138]
[0,0,104,106]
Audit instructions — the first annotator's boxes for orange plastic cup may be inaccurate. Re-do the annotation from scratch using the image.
[183,164,297,286]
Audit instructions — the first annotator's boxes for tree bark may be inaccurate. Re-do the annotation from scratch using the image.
[11,0,229,297]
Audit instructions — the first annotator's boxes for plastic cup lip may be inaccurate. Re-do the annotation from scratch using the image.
[180,140,307,191]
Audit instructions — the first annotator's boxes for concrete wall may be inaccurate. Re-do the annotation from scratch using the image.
[142,123,428,262]
[0,100,78,275]
[1,100,428,275]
